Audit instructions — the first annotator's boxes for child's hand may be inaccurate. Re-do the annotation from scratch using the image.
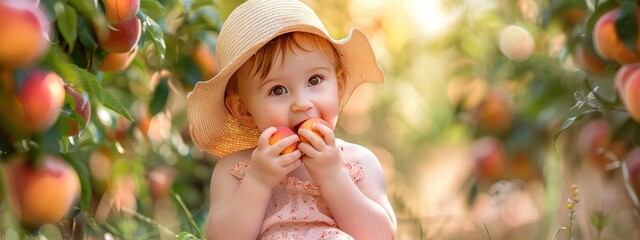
[247,127,302,189]
[297,123,344,186]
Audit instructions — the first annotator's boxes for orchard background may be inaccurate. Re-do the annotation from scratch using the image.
[1,0,640,239]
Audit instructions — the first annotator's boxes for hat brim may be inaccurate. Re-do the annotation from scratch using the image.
[187,27,383,157]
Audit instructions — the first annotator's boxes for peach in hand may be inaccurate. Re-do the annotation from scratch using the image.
[269,127,298,155]
[297,118,332,144]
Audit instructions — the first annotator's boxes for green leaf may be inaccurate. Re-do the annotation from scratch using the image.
[149,77,169,117]
[67,0,107,26]
[77,16,99,52]
[57,63,133,121]
[140,12,166,64]
[190,6,221,30]
[177,232,198,240]
[140,0,166,22]
[57,4,78,53]
[553,110,597,149]
[616,0,639,53]
[60,153,92,212]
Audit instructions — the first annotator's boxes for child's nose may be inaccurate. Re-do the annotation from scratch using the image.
[291,93,313,112]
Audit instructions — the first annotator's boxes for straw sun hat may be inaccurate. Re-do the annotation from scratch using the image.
[187,0,384,157]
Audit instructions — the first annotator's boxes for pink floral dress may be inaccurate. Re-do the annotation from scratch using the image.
[229,161,364,239]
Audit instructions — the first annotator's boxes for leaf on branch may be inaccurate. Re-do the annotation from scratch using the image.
[139,12,166,64]
[57,4,78,53]
[553,110,597,150]
[60,64,133,121]
[586,86,600,108]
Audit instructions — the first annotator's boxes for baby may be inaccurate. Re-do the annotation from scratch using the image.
[187,0,397,239]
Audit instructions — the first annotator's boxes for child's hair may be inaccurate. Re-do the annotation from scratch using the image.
[225,32,345,99]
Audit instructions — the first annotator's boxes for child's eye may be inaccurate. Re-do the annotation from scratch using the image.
[269,85,288,95]
[307,75,323,87]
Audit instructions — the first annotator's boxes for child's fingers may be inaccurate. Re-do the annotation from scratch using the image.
[257,127,278,148]
[270,134,300,154]
[299,129,326,150]
[297,142,318,158]
[279,149,302,165]
[313,123,335,146]
[282,159,302,173]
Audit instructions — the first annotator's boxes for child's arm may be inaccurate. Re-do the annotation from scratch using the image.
[299,127,397,239]
[206,128,302,239]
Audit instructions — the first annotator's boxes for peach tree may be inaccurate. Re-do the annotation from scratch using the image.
[0,0,244,238]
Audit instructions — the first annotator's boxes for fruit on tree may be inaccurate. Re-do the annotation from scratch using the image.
[64,85,91,136]
[593,8,640,64]
[192,42,220,80]
[0,1,49,67]
[269,126,298,154]
[624,148,640,194]
[573,39,608,75]
[102,0,140,24]
[3,69,65,133]
[576,119,627,170]
[89,150,112,194]
[560,8,587,34]
[2,155,81,226]
[472,136,506,181]
[499,25,534,62]
[148,166,175,200]
[96,16,141,53]
[98,47,138,72]
[297,118,332,144]
[615,63,640,101]
[109,175,138,212]
[623,70,640,122]
[474,91,513,134]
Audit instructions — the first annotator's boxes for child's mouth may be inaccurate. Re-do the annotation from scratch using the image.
[292,122,304,133]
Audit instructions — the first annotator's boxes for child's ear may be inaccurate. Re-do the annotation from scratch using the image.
[225,94,257,129]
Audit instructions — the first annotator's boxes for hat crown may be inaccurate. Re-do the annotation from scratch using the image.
[217,0,329,68]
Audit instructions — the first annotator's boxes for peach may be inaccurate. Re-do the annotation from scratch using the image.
[98,46,138,72]
[624,70,640,122]
[593,8,640,64]
[64,85,91,136]
[103,0,140,24]
[561,8,587,34]
[269,126,298,154]
[192,42,220,80]
[615,63,640,101]
[624,148,640,194]
[96,16,141,53]
[2,155,81,226]
[148,166,175,200]
[577,119,612,170]
[4,70,66,132]
[0,1,49,67]
[472,137,506,181]
[297,118,332,144]
[109,175,138,212]
[499,25,534,62]
[573,41,608,75]
[89,150,112,194]
[474,91,513,134]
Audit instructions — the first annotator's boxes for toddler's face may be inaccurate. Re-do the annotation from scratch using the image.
[237,37,341,132]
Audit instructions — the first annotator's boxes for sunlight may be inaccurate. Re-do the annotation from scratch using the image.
[406,0,460,38]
